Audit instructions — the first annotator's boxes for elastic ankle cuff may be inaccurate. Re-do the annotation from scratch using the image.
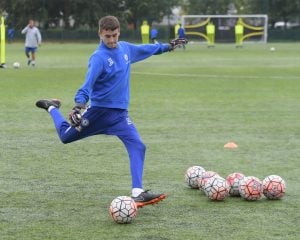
[48,106,55,112]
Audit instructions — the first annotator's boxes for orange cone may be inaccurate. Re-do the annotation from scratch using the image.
[224,142,238,149]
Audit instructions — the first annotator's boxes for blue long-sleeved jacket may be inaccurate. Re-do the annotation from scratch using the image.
[74,41,170,109]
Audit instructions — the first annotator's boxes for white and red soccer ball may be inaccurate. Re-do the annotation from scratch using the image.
[109,196,137,224]
[185,166,206,189]
[239,176,263,201]
[226,172,245,197]
[198,170,219,191]
[262,175,286,200]
[203,176,230,201]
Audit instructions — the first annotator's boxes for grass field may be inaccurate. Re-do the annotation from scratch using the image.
[1,41,300,240]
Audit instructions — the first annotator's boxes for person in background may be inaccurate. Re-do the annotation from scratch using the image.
[21,19,42,66]
[150,27,158,43]
[8,26,15,43]
[177,24,186,50]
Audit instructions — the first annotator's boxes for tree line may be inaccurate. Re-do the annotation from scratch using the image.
[1,0,299,30]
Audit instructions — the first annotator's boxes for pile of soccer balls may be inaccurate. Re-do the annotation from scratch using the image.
[185,165,286,201]
[108,165,286,224]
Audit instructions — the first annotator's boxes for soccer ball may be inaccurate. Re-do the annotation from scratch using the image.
[185,166,206,189]
[13,62,20,69]
[198,170,219,191]
[109,196,138,224]
[239,176,263,201]
[226,172,245,196]
[262,175,286,200]
[203,176,229,201]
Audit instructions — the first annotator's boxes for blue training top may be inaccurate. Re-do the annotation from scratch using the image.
[74,41,170,109]
[150,29,158,39]
[178,28,186,38]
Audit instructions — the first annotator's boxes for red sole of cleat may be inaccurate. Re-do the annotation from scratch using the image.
[135,194,167,208]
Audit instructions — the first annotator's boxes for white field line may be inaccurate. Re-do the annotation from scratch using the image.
[132,71,300,80]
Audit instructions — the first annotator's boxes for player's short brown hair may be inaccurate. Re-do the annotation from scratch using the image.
[98,16,120,32]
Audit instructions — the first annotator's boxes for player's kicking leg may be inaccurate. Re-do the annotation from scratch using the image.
[36,99,61,110]
[35,99,82,144]
[36,100,167,207]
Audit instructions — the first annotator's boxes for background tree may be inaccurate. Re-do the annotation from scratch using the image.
[1,0,299,30]
[123,0,180,29]
[182,0,300,27]
[182,0,233,15]
[0,0,179,30]
[0,0,46,28]
[268,0,300,27]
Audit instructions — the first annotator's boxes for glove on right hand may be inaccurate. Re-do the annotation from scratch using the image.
[68,106,82,127]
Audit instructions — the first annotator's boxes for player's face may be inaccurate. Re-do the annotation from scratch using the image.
[28,20,34,28]
[99,28,120,48]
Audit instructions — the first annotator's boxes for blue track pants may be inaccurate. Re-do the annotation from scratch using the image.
[49,107,145,189]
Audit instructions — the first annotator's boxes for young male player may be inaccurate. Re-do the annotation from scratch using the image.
[21,19,42,66]
[177,24,186,50]
[36,16,187,208]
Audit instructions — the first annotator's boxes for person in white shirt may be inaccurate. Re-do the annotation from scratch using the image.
[21,19,42,66]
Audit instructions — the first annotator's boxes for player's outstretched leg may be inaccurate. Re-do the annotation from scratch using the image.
[36,99,61,111]
[132,190,167,208]
[35,99,76,143]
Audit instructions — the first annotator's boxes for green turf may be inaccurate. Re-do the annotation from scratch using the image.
[1,42,300,240]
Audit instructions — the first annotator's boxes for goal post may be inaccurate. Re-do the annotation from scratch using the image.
[182,15,268,45]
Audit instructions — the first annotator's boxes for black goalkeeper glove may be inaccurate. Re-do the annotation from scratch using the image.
[68,104,86,127]
[169,38,188,51]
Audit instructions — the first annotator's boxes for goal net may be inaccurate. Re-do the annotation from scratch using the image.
[182,15,268,44]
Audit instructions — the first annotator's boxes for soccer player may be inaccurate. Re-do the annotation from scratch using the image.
[36,16,187,208]
[150,27,158,43]
[21,19,42,66]
[177,24,186,50]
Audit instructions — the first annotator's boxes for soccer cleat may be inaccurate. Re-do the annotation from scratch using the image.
[27,59,31,66]
[132,190,167,208]
[36,99,61,111]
